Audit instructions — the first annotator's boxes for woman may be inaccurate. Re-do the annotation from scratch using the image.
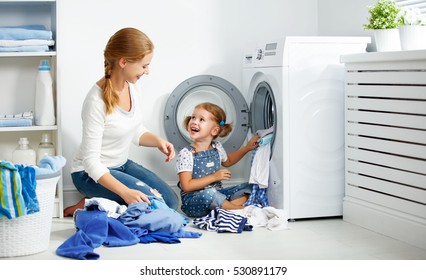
[65,27,178,216]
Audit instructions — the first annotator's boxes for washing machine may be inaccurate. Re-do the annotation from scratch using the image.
[164,36,370,219]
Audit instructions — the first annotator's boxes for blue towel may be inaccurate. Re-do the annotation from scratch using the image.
[56,210,139,260]
[0,27,52,40]
[0,119,32,127]
[34,155,66,178]
[148,196,190,225]
[15,164,39,214]
[0,161,26,219]
[118,202,185,234]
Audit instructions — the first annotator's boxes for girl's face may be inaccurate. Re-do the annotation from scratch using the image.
[188,108,220,141]
[121,52,153,84]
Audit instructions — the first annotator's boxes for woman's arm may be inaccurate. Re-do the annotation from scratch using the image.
[139,131,175,162]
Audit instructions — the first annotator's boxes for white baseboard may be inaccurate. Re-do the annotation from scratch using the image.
[343,197,426,250]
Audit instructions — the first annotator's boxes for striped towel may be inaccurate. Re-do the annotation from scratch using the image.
[0,161,26,219]
[193,208,253,233]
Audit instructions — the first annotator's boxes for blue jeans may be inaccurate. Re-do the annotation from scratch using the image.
[71,159,178,210]
[180,182,252,218]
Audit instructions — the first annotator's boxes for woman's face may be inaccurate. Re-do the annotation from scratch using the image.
[122,52,153,84]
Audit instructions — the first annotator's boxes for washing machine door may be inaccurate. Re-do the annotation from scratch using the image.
[164,75,249,152]
[249,80,277,155]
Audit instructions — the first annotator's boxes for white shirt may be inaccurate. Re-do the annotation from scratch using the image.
[71,83,148,182]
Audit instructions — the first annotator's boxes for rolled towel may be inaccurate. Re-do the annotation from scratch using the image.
[34,155,66,177]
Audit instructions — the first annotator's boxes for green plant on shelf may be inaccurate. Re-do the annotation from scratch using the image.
[363,0,403,29]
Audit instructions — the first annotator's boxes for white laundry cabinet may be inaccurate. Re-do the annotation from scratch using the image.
[341,50,426,250]
[0,0,63,218]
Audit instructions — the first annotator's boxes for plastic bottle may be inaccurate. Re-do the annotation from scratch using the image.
[35,59,55,126]
[12,137,36,166]
[36,133,55,163]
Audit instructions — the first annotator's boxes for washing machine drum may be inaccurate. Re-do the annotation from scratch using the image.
[164,75,277,153]
[164,75,249,153]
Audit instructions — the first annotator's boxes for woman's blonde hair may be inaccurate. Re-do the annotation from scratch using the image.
[103,27,154,114]
[183,102,232,139]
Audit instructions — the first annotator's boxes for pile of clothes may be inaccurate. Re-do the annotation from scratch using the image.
[0,25,55,52]
[56,197,202,260]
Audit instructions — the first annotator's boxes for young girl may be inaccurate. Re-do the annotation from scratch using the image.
[65,27,178,216]
[175,102,260,218]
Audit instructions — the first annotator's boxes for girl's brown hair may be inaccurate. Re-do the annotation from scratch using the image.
[103,27,154,114]
[183,102,233,139]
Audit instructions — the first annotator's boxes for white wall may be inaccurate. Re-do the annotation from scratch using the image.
[58,0,375,206]
[58,0,318,205]
[318,0,376,51]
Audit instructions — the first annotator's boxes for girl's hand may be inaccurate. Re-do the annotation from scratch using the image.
[246,135,261,151]
[215,169,231,181]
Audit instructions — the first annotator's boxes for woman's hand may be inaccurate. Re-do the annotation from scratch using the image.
[139,132,175,162]
[157,138,175,162]
[122,188,151,205]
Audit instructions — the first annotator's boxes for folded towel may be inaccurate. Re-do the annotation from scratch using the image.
[0,39,55,47]
[33,155,66,178]
[0,118,32,127]
[0,111,33,120]
[0,45,49,52]
[0,27,52,40]
[1,25,47,30]
[0,111,33,127]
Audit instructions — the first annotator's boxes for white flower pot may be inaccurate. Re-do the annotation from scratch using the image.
[373,28,401,52]
[399,25,426,50]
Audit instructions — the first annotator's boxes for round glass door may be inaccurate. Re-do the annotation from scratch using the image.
[164,75,249,152]
[250,81,277,154]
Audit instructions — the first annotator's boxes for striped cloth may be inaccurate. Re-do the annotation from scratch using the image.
[0,161,26,219]
[244,148,270,207]
[193,208,253,233]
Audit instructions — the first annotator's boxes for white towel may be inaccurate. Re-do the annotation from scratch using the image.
[0,39,55,47]
[231,205,288,230]
[249,128,273,188]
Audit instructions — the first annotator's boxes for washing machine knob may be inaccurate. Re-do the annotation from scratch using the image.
[256,49,263,60]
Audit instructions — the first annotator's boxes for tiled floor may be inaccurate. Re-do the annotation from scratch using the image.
[3,216,426,260]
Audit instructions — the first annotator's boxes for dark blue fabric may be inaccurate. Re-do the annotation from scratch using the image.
[15,164,39,214]
[139,231,181,244]
[56,210,139,260]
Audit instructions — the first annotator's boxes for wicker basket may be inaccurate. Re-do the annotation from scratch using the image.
[0,174,60,258]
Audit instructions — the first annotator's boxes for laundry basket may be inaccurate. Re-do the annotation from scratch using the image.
[0,172,60,257]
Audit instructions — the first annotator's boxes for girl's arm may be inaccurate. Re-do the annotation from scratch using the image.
[222,135,260,167]
[178,169,231,192]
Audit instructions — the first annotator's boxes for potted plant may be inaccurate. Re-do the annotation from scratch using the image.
[364,0,403,52]
[396,7,426,50]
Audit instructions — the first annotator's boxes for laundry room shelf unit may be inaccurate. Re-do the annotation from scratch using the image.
[0,0,63,218]
[341,50,426,250]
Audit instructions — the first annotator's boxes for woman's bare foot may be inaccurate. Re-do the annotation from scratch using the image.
[63,197,86,217]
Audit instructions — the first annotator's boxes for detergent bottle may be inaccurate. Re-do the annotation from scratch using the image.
[35,59,55,126]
